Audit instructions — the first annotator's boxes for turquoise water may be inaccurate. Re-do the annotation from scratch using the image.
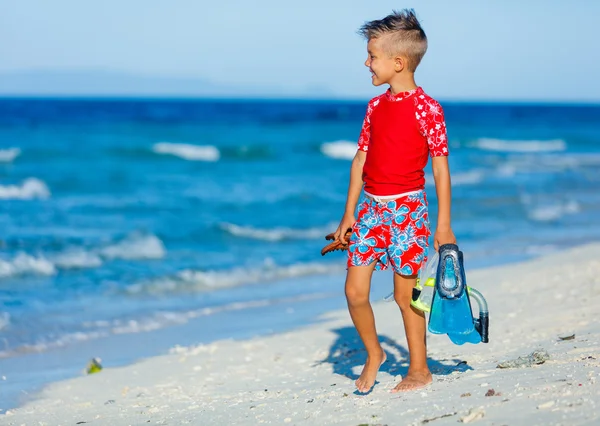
[1,98,600,409]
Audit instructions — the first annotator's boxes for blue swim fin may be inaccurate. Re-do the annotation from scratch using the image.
[447,249,483,344]
[428,244,478,343]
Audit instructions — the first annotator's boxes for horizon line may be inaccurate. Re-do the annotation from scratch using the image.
[0,93,599,106]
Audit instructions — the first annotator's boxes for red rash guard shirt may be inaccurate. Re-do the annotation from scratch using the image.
[357,87,449,196]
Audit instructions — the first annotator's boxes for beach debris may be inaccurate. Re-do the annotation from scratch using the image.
[558,334,575,341]
[485,388,501,397]
[459,407,485,423]
[104,400,115,405]
[582,355,596,360]
[537,400,555,409]
[86,358,103,374]
[422,412,457,423]
[461,393,472,397]
[496,350,550,369]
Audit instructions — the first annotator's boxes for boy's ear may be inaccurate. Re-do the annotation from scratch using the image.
[394,56,406,72]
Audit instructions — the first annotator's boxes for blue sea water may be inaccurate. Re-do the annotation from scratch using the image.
[1,97,600,409]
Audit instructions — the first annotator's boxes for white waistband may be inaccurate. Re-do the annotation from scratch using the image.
[363,189,421,203]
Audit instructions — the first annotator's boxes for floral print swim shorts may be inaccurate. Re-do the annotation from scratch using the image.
[347,190,430,275]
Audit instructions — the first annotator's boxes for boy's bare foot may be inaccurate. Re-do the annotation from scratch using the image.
[391,370,432,393]
[355,352,387,393]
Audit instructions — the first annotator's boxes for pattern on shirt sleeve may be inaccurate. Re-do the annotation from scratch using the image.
[414,94,449,157]
[357,96,382,152]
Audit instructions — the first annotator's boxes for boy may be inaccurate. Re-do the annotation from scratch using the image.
[332,9,456,393]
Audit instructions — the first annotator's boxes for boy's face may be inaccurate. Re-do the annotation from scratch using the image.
[364,37,397,87]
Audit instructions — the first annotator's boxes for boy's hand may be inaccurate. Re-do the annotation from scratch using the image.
[433,227,456,250]
[335,213,356,244]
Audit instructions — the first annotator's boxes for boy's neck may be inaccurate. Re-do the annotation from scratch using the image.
[388,75,418,95]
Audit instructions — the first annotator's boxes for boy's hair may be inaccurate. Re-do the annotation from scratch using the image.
[358,9,428,72]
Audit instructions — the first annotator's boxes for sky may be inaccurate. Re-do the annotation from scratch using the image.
[1,0,599,101]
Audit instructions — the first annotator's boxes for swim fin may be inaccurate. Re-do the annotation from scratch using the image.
[447,249,481,344]
[428,244,478,344]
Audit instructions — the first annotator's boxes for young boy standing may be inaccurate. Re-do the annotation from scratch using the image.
[332,9,456,393]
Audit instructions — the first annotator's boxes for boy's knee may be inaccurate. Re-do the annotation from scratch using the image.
[394,291,412,311]
[345,284,369,307]
[393,276,416,311]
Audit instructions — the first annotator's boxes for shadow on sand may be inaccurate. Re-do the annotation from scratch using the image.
[315,326,473,394]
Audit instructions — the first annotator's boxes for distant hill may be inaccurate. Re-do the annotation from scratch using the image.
[0,69,332,98]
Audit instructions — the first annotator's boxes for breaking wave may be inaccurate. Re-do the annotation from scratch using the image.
[152,142,220,161]
[320,140,356,160]
[100,234,166,260]
[125,260,344,295]
[0,148,20,162]
[0,234,166,279]
[527,200,580,222]
[473,138,567,153]
[426,170,485,186]
[0,178,50,200]
[52,250,104,269]
[0,293,332,358]
[0,253,56,278]
[219,222,334,242]
[0,312,9,331]
[496,153,600,173]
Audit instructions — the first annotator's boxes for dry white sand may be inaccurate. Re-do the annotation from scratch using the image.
[3,244,600,425]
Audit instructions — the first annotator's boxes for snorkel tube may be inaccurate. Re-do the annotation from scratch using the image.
[467,287,489,343]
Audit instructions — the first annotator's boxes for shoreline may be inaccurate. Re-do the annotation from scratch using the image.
[3,243,600,424]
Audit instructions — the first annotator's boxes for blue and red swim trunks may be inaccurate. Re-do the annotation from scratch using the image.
[348,190,430,275]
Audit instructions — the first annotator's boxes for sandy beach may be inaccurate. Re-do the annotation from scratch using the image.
[3,243,600,425]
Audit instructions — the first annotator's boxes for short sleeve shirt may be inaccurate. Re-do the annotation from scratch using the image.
[357,87,449,157]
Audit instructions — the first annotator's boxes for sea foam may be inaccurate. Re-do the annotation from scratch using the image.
[0,329,108,358]
[126,260,344,295]
[220,222,334,241]
[528,200,580,222]
[152,142,220,161]
[0,148,20,162]
[320,140,356,160]
[52,250,103,269]
[426,170,485,186]
[0,234,166,279]
[473,138,567,153]
[499,153,600,173]
[100,234,166,260]
[0,253,56,278]
[0,293,331,358]
[0,312,10,331]
[0,178,50,200]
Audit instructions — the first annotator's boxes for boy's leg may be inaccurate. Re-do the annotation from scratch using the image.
[345,263,386,393]
[391,272,432,392]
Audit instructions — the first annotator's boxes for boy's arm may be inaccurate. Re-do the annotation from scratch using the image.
[334,150,366,243]
[431,155,456,250]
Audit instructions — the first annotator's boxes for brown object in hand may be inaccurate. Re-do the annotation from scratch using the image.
[320,228,353,256]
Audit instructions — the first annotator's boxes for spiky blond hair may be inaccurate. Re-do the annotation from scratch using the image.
[358,9,428,72]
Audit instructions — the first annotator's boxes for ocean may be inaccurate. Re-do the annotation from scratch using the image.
[1,97,599,410]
